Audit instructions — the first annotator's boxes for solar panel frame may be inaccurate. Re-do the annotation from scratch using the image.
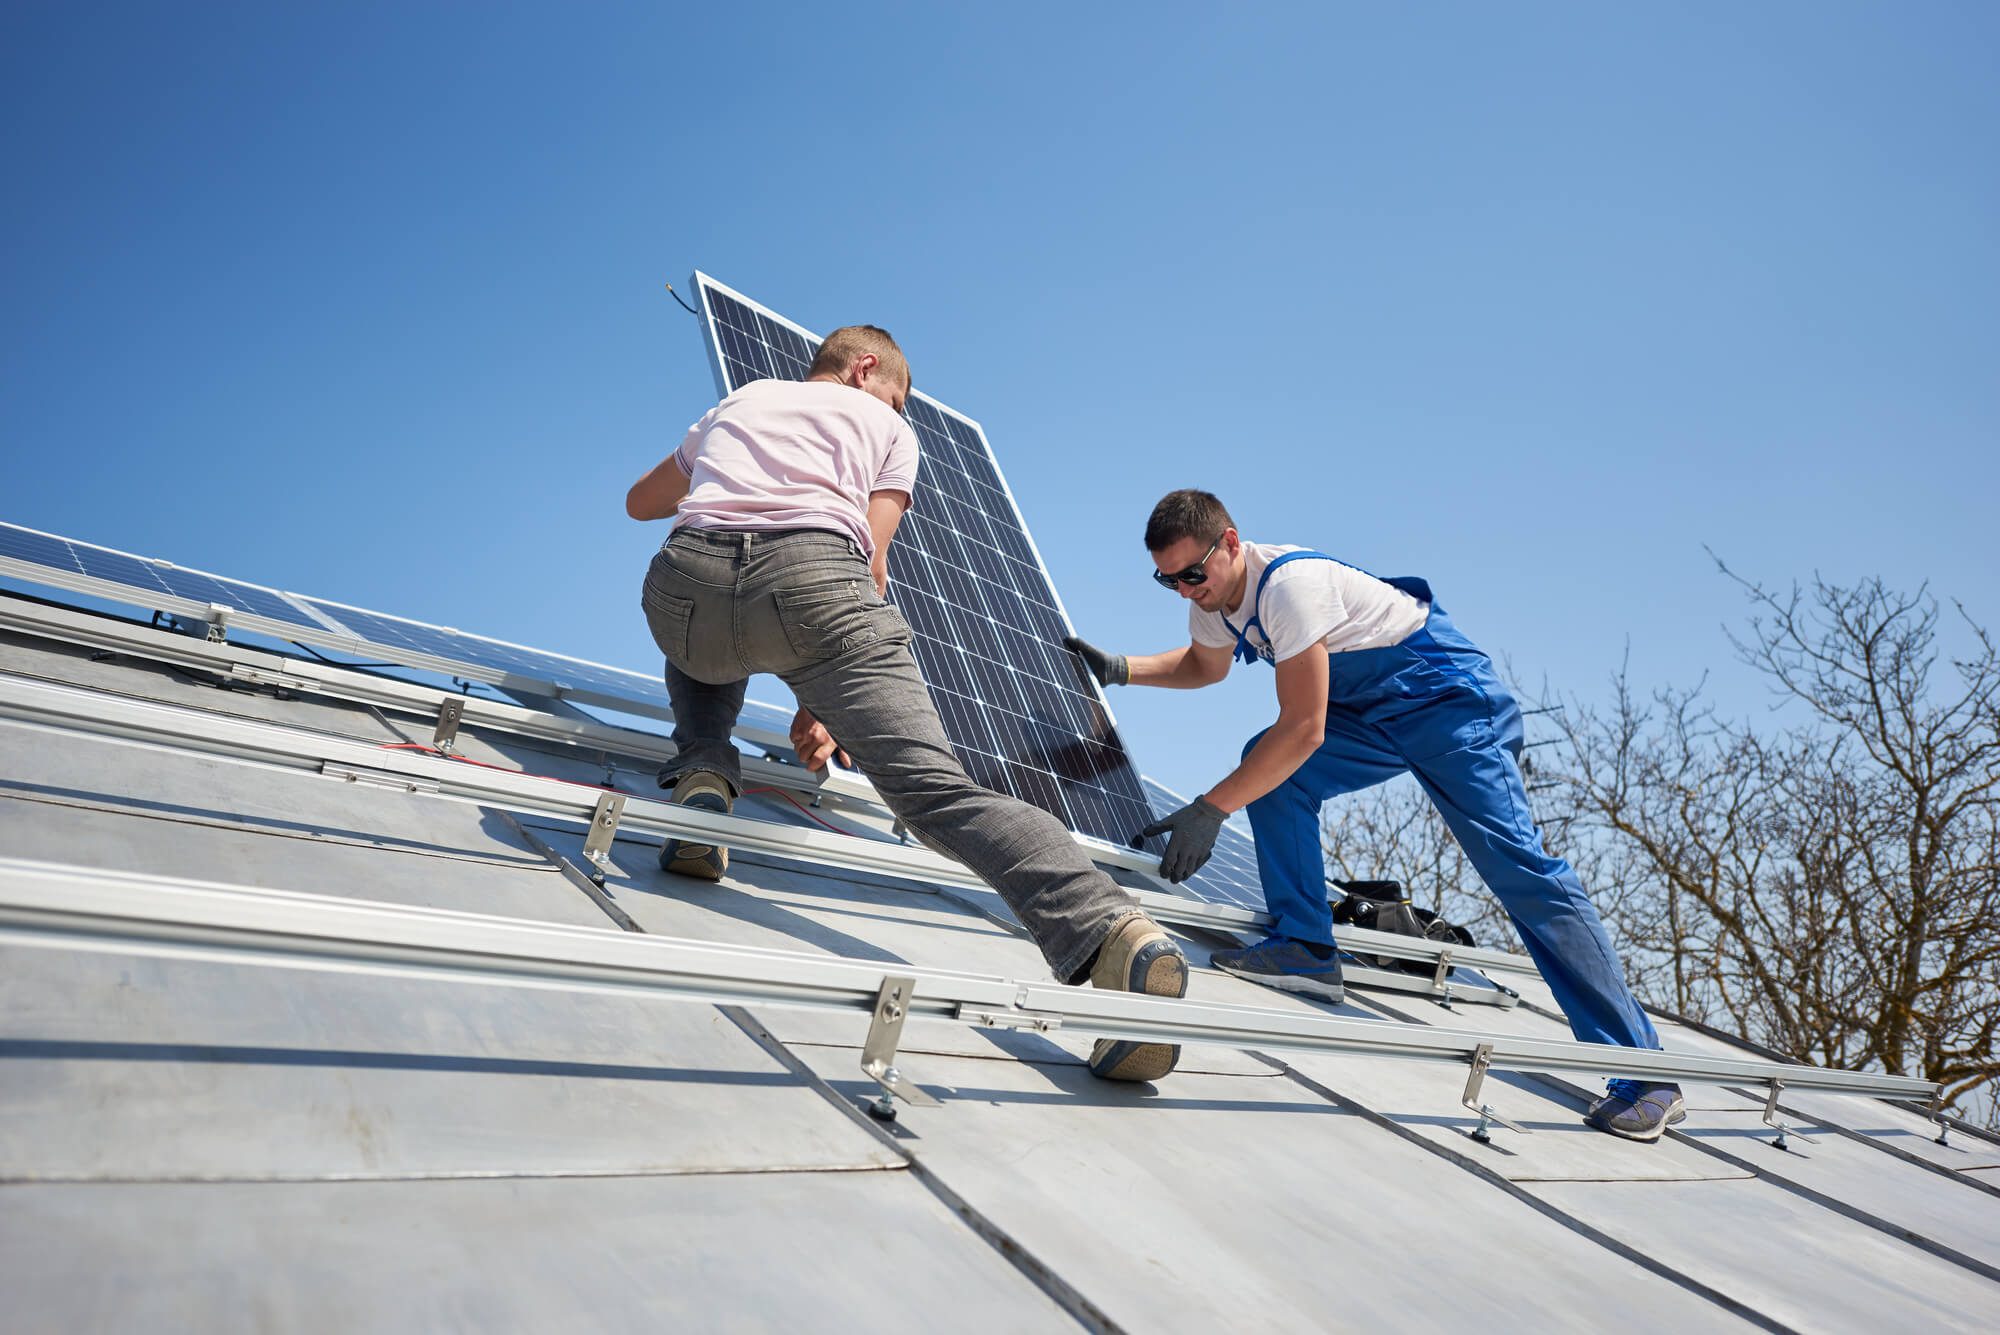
[0,520,802,750]
[686,272,1159,851]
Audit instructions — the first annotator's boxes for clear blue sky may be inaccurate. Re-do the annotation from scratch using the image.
[4,2,1995,803]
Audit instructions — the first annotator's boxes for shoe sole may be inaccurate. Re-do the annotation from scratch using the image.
[660,841,726,880]
[1586,1100,1686,1142]
[1213,959,1346,1004]
[1089,939,1189,1082]
[661,787,731,881]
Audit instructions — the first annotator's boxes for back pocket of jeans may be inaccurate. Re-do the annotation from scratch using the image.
[773,581,880,661]
[643,589,696,664]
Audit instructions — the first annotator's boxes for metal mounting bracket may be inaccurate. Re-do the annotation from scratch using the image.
[431,696,466,753]
[1929,1088,1951,1147]
[580,791,627,879]
[1431,948,1455,1009]
[954,1001,1062,1034]
[203,604,230,643]
[860,975,941,1118]
[320,762,441,795]
[1461,1042,1529,1142]
[1761,1078,1817,1150]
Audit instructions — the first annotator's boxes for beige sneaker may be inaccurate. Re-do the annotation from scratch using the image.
[1087,913,1189,1082]
[659,771,732,881]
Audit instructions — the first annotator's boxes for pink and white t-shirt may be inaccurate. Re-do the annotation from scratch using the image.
[671,378,920,556]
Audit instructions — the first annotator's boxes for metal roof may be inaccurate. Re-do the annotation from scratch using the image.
[2,590,1996,1333]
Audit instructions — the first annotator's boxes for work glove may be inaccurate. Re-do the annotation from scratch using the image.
[1063,635,1129,687]
[1134,796,1227,883]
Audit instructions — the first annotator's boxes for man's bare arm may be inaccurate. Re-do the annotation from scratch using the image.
[626,454,692,521]
[1203,643,1329,813]
[1127,641,1232,688]
[865,489,909,596]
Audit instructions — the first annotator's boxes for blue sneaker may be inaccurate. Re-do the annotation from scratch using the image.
[1585,1079,1686,1141]
[1209,934,1345,1002]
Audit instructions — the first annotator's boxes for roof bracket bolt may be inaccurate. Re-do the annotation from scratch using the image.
[580,791,627,885]
[431,696,465,754]
[860,975,940,1111]
[1460,1042,1528,1142]
[1761,1078,1816,1150]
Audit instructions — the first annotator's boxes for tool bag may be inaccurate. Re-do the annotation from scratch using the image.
[1329,880,1475,973]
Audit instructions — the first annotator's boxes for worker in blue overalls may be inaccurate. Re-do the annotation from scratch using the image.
[1065,489,1683,1141]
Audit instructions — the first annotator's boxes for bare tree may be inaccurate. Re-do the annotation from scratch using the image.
[1551,567,2000,1124]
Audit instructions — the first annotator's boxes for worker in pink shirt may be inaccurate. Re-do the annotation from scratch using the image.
[626,325,1189,1082]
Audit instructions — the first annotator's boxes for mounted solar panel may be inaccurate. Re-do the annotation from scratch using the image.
[0,520,799,745]
[689,272,1157,850]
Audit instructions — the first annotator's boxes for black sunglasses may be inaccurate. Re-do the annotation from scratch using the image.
[1151,535,1225,590]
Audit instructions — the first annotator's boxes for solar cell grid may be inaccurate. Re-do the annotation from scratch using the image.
[0,523,324,630]
[691,274,1158,847]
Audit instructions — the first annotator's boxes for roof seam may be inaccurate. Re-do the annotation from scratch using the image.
[1246,1051,1803,1335]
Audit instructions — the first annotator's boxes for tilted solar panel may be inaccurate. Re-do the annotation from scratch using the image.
[690,273,1157,849]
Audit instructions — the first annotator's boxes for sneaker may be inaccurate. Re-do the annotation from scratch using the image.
[1584,1079,1686,1141]
[659,771,732,881]
[1210,934,1346,1002]
[1086,913,1189,1082]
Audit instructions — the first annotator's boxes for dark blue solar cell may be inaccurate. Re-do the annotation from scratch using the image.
[0,524,85,575]
[71,547,175,596]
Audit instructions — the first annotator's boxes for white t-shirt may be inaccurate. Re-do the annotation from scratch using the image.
[1189,542,1429,665]
[672,378,921,556]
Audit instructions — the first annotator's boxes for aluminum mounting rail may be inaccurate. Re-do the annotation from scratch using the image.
[0,857,1940,1108]
[0,664,1537,991]
[0,593,877,804]
[0,593,1529,975]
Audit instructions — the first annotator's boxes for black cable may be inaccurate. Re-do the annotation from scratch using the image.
[665,283,699,316]
[286,640,397,669]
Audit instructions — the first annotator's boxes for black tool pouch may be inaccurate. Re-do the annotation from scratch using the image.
[1330,880,1474,973]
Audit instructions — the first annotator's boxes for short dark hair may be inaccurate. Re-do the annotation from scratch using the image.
[808,325,911,394]
[1145,489,1234,552]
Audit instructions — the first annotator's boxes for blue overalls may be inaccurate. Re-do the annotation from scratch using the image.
[1230,552,1661,1051]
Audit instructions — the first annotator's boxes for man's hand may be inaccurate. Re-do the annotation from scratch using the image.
[1063,636,1129,687]
[1135,796,1226,883]
[790,708,849,773]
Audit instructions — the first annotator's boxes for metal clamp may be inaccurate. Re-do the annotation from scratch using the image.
[1929,1088,1950,1147]
[860,975,940,1119]
[1761,1078,1817,1151]
[431,697,465,753]
[1431,948,1455,1009]
[580,791,627,881]
[1461,1042,1529,1142]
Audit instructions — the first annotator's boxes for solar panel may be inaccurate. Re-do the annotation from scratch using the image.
[690,272,1158,849]
[0,523,327,631]
[0,520,799,746]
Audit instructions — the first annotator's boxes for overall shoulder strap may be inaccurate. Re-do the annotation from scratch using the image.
[1222,550,1339,666]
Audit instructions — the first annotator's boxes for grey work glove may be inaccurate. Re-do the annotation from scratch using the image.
[1063,635,1129,687]
[1135,796,1227,883]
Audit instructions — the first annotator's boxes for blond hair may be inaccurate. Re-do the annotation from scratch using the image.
[808,325,911,394]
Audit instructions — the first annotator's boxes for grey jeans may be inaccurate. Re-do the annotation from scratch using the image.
[641,526,1138,984]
